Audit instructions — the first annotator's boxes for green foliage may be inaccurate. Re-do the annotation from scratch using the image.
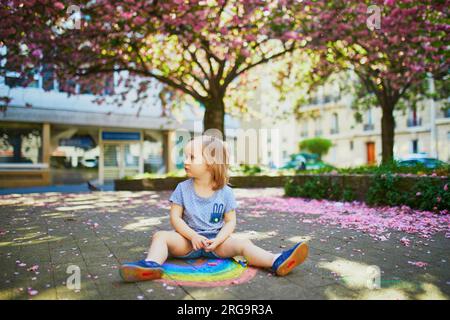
[284,177,356,202]
[231,164,263,176]
[366,173,406,207]
[300,160,449,176]
[124,169,186,180]
[406,179,450,211]
[366,173,450,211]
[299,138,333,159]
[285,173,449,212]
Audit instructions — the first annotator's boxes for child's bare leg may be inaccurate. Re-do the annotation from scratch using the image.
[214,237,278,268]
[145,231,193,264]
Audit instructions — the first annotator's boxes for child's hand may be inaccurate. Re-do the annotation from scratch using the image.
[191,234,209,250]
[204,239,219,252]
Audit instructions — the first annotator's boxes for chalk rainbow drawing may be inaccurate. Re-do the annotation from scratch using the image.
[156,258,258,287]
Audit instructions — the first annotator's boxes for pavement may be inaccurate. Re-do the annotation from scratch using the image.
[0,187,449,300]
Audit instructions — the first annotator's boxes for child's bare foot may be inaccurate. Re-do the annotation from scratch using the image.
[119,260,163,282]
[271,242,309,276]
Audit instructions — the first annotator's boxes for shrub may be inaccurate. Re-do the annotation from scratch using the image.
[299,138,333,160]
[285,173,449,212]
[284,177,357,202]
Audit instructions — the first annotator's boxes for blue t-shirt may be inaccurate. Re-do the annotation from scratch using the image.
[168,178,238,235]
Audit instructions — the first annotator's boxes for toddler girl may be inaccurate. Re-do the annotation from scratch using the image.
[119,135,308,282]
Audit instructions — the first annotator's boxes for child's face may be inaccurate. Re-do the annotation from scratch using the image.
[183,140,210,178]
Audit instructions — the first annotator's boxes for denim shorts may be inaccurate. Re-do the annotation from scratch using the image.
[173,231,221,259]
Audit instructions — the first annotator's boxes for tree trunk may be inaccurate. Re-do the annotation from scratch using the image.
[380,103,395,164]
[203,97,226,140]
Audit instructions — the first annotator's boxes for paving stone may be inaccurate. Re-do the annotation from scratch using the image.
[0,188,448,300]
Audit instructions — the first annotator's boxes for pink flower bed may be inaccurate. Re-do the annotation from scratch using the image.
[241,197,450,241]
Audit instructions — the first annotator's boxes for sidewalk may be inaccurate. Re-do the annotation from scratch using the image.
[0,188,448,300]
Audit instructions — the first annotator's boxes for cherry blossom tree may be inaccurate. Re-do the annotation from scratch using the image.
[1,0,308,138]
[294,0,449,163]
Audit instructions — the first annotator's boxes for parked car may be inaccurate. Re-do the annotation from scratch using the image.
[397,157,447,169]
[396,153,448,169]
[282,152,335,171]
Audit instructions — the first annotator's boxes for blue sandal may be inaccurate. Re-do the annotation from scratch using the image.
[119,260,164,282]
[271,242,309,276]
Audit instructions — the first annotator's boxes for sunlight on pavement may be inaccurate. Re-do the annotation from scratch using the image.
[319,258,449,300]
[233,230,279,241]
[286,235,312,243]
[123,216,168,231]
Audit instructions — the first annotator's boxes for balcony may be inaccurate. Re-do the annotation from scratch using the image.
[407,118,422,127]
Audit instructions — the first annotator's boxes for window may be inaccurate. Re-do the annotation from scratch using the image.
[364,109,374,131]
[42,64,54,91]
[103,74,114,95]
[411,139,419,154]
[407,107,422,127]
[300,121,308,137]
[314,117,322,137]
[104,144,119,167]
[51,129,99,171]
[124,144,140,168]
[0,126,43,164]
[5,71,39,88]
[331,113,339,134]
[79,81,93,94]
[59,78,77,94]
[143,132,163,173]
[350,140,354,150]
[78,74,115,95]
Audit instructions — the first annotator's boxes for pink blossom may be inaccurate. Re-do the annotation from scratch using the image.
[241,49,250,58]
[133,16,146,26]
[27,265,39,273]
[121,12,134,20]
[400,237,411,247]
[408,261,428,268]
[241,196,450,242]
[31,49,42,58]
[54,2,64,10]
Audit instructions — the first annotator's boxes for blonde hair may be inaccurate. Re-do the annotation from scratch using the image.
[192,135,230,191]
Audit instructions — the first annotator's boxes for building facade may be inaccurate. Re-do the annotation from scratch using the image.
[242,64,449,168]
[0,71,240,188]
[296,88,450,167]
